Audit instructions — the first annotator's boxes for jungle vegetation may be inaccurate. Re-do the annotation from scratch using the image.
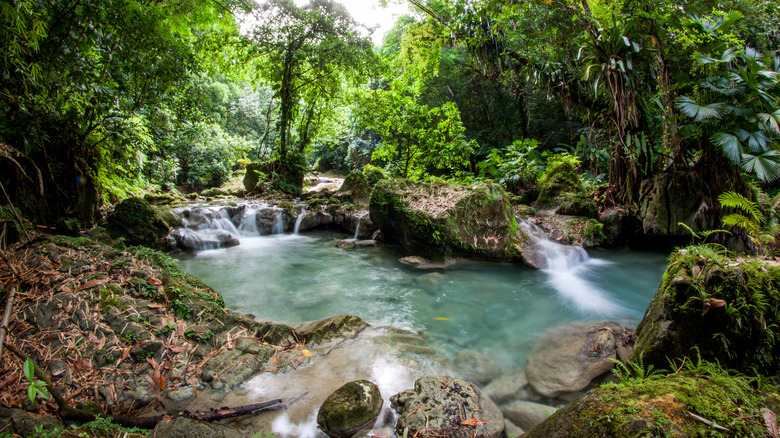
[1,0,779,228]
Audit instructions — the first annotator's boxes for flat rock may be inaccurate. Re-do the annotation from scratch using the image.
[391,376,504,438]
[503,400,558,431]
[526,320,632,397]
[483,369,529,403]
[151,417,242,438]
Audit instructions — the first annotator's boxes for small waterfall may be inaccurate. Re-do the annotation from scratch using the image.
[271,211,284,235]
[200,208,240,236]
[353,215,362,240]
[238,206,260,236]
[293,208,306,235]
[518,218,622,315]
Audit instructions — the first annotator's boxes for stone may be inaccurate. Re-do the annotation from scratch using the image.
[455,349,503,385]
[105,197,169,248]
[526,320,633,398]
[483,370,529,403]
[8,409,63,436]
[317,380,383,438]
[504,419,525,437]
[503,400,558,431]
[169,228,239,251]
[639,171,718,236]
[152,417,242,438]
[370,180,531,262]
[334,240,356,249]
[398,256,450,269]
[391,376,504,438]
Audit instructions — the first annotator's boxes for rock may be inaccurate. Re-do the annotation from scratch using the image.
[339,170,372,199]
[152,417,242,438]
[317,380,383,438]
[169,228,239,251]
[535,154,584,207]
[334,240,356,249]
[6,408,63,436]
[526,320,633,398]
[398,256,450,269]
[555,193,598,218]
[483,370,529,403]
[370,180,531,262]
[503,400,558,431]
[391,376,504,438]
[523,371,780,438]
[455,349,502,385]
[105,197,169,248]
[294,314,368,346]
[504,419,525,437]
[522,215,605,248]
[631,249,780,376]
[639,171,718,236]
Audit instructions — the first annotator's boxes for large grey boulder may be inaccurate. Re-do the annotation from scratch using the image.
[526,320,633,398]
[391,376,504,438]
[317,380,383,438]
[503,400,558,431]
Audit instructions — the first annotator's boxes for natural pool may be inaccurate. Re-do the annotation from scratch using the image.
[175,230,669,436]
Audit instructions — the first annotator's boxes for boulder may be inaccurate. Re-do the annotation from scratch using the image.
[455,349,503,385]
[316,380,383,438]
[503,400,558,431]
[339,170,372,199]
[105,197,169,247]
[526,321,633,398]
[631,248,780,376]
[151,417,241,438]
[370,180,531,262]
[524,215,605,248]
[639,172,718,236]
[391,376,504,438]
[169,228,239,251]
[483,369,529,403]
[535,154,584,207]
[523,371,780,438]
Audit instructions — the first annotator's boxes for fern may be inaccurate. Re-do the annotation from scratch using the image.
[718,191,764,224]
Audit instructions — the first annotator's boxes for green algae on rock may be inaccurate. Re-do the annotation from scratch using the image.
[524,365,780,438]
[369,179,530,261]
[316,380,383,438]
[105,197,169,248]
[630,245,780,376]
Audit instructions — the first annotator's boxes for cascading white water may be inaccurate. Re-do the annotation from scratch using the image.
[518,218,623,315]
[293,208,306,235]
[238,206,260,236]
[198,208,240,236]
[271,211,284,235]
[353,215,362,240]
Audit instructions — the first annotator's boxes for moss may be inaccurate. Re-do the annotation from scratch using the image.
[362,164,387,187]
[200,187,228,197]
[537,154,583,206]
[525,364,779,438]
[278,200,295,218]
[317,380,382,435]
[105,198,169,248]
[46,235,95,249]
[341,170,371,198]
[556,193,598,218]
[631,245,780,376]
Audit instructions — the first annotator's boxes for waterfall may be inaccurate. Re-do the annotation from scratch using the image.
[353,215,362,240]
[271,211,284,235]
[238,206,260,236]
[294,208,306,235]
[518,218,622,315]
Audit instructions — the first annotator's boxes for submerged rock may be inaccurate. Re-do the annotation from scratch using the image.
[316,380,383,438]
[455,349,502,385]
[526,320,633,398]
[370,180,532,262]
[391,376,504,438]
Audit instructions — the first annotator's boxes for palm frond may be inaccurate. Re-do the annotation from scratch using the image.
[676,96,725,122]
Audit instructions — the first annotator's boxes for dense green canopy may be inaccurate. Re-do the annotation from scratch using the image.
[1,0,778,227]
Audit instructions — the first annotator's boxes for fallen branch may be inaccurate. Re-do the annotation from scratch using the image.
[0,286,16,359]
[111,399,284,429]
[0,180,32,243]
[687,410,733,433]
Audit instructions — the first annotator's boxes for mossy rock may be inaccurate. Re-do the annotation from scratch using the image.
[340,170,371,199]
[369,179,528,261]
[631,246,780,376]
[362,164,388,187]
[555,193,598,218]
[200,187,228,198]
[536,154,583,206]
[105,198,169,248]
[317,380,383,438]
[524,368,780,437]
[143,192,178,205]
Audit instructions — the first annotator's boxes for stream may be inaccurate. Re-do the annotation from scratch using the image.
[174,226,668,436]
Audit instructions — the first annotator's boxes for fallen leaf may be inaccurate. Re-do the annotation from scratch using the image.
[73,358,92,372]
[461,417,487,427]
[706,298,726,308]
[302,349,312,357]
[434,317,452,321]
[167,345,187,353]
[147,304,166,314]
[148,277,163,286]
[77,278,109,291]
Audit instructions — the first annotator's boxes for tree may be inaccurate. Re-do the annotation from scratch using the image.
[247,0,376,158]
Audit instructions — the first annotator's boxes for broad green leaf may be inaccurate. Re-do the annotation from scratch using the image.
[758,110,780,133]
[741,150,780,182]
[711,132,742,163]
[676,96,724,122]
[23,358,34,382]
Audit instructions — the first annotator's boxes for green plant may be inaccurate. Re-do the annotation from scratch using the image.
[610,353,665,384]
[23,359,50,403]
[718,191,774,253]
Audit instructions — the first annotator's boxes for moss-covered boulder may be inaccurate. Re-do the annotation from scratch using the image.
[639,172,719,236]
[105,197,169,247]
[555,193,598,218]
[536,154,584,207]
[524,367,780,437]
[339,170,371,199]
[631,246,780,376]
[243,152,306,194]
[317,380,383,438]
[391,376,504,438]
[369,180,529,261]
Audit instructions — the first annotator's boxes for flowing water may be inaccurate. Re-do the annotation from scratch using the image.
[173,223,668,436]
